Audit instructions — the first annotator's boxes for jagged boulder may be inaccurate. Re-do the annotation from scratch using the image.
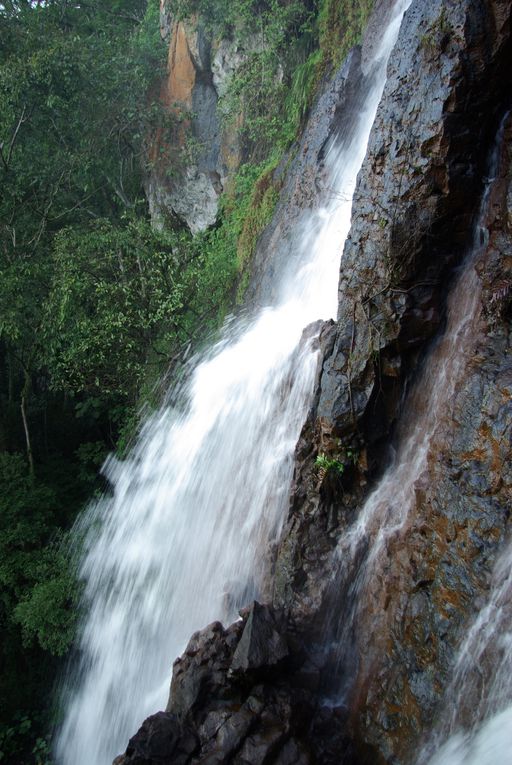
[169,620,243,720]
[114,603,321,764]
[113,712,197,765]
[231,602,289,673]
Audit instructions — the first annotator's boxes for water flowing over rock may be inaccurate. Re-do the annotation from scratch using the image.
[55,3,411,762]
[56,0,512,763]
[271,0,512,762]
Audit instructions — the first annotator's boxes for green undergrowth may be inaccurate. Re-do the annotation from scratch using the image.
[234,158,281,301]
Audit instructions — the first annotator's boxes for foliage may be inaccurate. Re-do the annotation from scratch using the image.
[315,452,345,476]
[43,219,192,397]
[0,719,52,765]
[315,445,359,478]
[221,2,318,153]
[13,539,79,656]
[0,2,171,760]
[0,452,83,761]
[0,0,162,254]
[235,158,281,299]
[317,0,374,71]
[0,451,81,654]
[168,0,373,158]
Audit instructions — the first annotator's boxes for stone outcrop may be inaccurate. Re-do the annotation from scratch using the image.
[147,2,249,233]
[115,604,318,765]
[116,1,512,763]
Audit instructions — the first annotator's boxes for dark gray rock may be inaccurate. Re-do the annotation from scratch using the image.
[271,0,512,762]
[168,620,243,720]
[231,602,288,673]
[116,712,197,765]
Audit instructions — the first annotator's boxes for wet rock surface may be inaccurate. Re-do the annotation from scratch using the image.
[115,601,385,765]
[116,1,512,763]
[272,0,512,761]
[115,604,313,764]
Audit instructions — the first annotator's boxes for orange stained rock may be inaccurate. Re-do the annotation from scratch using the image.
[165,21,196,108]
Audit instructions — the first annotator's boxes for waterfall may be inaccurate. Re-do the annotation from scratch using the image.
[417,110,511,764]
[54,3,411,763]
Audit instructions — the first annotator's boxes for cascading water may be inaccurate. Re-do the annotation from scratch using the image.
[416,116,512,760]
[321,96,510,751]
[54,4,411,764]
[420,538,512,765]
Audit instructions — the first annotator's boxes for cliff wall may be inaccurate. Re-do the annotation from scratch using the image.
[273,0,512,760]
[147,1,246,233]
[115,1,512,763]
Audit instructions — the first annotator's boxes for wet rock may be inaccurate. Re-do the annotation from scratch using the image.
[169,620,244,719]
[117,711,197,765]
[115,602,324,764]
[272,0,512,762]
[231,602,288,673]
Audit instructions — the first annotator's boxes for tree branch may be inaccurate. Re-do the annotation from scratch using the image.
[20,366,34,478]
[0,104,28,171]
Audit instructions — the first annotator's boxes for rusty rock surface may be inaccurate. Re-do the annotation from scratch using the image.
[272,0,512,761]
[148,3,247,233]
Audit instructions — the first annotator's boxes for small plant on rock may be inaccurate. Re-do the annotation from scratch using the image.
[315,453,345,479]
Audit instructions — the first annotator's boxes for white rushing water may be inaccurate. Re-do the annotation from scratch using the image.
[54,4,411,763]
[422,534,512,765]
[414,112,512,765]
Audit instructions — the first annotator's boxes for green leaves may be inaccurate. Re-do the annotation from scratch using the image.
[0,0,165,257]
[0,5,170,754]
[13,544,79,656]
[0,453,78,655]
[315,452,345,476]
[41,218,192,398]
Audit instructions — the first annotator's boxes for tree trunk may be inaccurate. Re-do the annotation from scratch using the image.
[21,368,34,477]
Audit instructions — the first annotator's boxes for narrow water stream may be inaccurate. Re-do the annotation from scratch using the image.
[323,106,510,759]
[54,5,411,763]
[422,537,512,764]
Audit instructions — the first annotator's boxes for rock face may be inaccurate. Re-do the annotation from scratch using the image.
[115,605,319,765]
[116,1,512,763]
[272,0,512,761]
[148,2,248,233]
